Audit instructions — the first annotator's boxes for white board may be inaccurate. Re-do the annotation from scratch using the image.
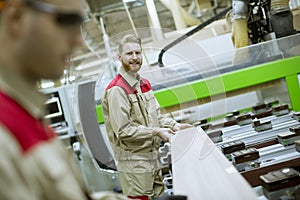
[171,127,258,200]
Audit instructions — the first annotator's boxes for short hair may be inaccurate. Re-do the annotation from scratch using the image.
[118,34,141,54]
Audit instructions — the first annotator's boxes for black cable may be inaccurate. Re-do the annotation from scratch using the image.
[158,6,232,67]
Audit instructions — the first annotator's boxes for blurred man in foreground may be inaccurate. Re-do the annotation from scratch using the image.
[0,0,126,199]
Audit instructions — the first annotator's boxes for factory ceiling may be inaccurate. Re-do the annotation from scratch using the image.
[63,0,232,85]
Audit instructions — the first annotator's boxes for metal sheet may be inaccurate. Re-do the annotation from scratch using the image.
[171,127,258,200]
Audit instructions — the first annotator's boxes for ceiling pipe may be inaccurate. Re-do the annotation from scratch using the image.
[145,0,164,41]
[99,17,115,78]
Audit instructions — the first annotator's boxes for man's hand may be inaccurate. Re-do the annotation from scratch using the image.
[172,123,193,131]
[153,128,175,142]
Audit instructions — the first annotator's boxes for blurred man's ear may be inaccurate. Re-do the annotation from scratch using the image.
[117,53,122,62]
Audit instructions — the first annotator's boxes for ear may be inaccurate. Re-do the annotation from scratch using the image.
[3,0,26,38]
[117,53,122,62]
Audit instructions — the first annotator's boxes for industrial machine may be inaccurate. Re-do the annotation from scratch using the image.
[40,7,300,196]
[43,85,76,138]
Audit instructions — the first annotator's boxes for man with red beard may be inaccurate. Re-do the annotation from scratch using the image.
[101,34,192,200]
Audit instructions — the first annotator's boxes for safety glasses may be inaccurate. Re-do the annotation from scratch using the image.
[25,0,83,28]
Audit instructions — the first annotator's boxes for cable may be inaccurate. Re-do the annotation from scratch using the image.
[157,6,232,67]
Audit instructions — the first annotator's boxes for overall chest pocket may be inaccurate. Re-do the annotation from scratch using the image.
[143,92,156,114]
[128,94,143,120]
